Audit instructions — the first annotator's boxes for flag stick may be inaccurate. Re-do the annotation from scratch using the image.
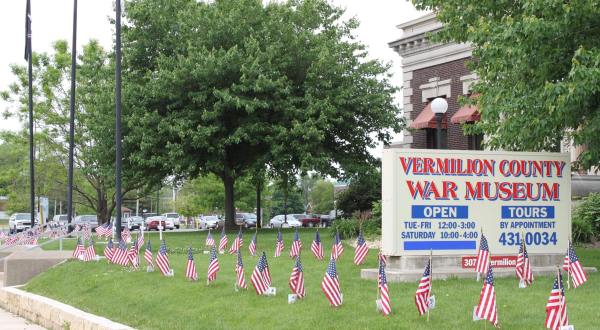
[566,241,571,290]
[66,0,78,232]
[557,266,563,327]
[427,249,432,322]
[477,228,483,282]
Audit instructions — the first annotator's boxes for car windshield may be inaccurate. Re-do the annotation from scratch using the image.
[205,216,218,221]
[83,216,97,222]
[246,214,257,220]
[166,214,178,218]
[15,214,31,221]
[59,215,68,221]
[292,214,307,219]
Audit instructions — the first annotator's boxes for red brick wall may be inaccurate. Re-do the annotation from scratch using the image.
[410,58,472,150]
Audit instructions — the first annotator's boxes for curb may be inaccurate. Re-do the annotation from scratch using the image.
[0,286,134,330]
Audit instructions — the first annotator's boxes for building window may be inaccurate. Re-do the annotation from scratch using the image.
[426,128,448,149]
[468,133,483,150]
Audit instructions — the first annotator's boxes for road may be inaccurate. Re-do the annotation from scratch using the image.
[0,307,45,330]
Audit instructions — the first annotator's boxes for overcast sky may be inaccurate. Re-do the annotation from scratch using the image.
[0,0,424,139]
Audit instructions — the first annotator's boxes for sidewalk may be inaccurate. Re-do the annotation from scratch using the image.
[0,307,45,330]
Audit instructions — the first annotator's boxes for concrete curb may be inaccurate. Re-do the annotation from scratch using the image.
[0,286,134,330]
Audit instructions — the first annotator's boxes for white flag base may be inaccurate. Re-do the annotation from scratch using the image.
[165,269,174,277]
[265,287,277,296]
[288,294,298,304]
[519,279,527,288]
[428,295,436,309]
[203,250,209,254]
[340,293,344,304]
[375,299,382,311]
[219,251,224,255]
[560,326,574,330]
[146,266,154,273]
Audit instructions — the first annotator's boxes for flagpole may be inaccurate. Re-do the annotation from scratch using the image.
[25,0,35,228]
[66,0,77,229]
[427,249,432,322]
[566,240,571,290]
[477,228,483,282]
[114,0,123,241]
[557,266,563,327]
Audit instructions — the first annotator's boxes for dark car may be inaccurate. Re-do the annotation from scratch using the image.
[235,213,257,228]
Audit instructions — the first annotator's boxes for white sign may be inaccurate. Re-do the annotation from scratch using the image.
[288,294,297,304]
[382,149,571,256]
[266,287,277,296]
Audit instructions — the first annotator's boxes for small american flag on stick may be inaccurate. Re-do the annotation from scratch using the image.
[83,238,96,262]
[353,231,368,265]
[229,229,243,254]
[144,240,154,268]
[378,253,391,316]
[218,226,228,253]
[235,250,247,289]
[331,231,343,260]
[249,232,257,256]
[415,260,431,316]
[206,230,215,247]
[563,241,587,288]
[311,230,323,260]
[290,228,302,258]
[104,239,115,263]
[207,245,220,283]
[156,240,171,276]
[274,230,284,257]
[128,239,139,269]
[545,270,568,330]
[475,262,499,327]
[73,237,85,260]
[113,240,130,266]
[250,252,271,295]
[516,239,533,286]
[321,258,342,307]
[289,256,305,298]
[185,246,198,281]
[475,233,490,275]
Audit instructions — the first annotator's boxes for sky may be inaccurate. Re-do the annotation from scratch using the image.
[0,0,424,142]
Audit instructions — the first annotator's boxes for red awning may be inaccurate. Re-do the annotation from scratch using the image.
[451,94,480,124]
[410,103,447,129]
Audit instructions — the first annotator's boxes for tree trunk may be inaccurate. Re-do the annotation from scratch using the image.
[96,189,109,225]
[256,182,261,228]
[223,172,236,229]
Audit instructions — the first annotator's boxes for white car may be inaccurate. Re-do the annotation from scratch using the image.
[269,215,302,228]
[199,215,221,229]
[9,213,33,232]
[162,213,181,229]
[147,216,174,230]
[52,214,69,226]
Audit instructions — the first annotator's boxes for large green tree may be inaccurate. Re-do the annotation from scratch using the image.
[310,179,334,214]
[413,0,600,169]
[123,0,402,228]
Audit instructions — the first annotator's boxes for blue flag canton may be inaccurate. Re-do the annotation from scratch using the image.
[315,231,321,243]
[295,257,303,272]
[294,228,300,241]
[257,254,268,272]
[553,272,565,295]
[107,239,113,249]
[357,232,365,246]
[237,251,243,267]
[480,234,489,251]
[277,230,282,242]
[335,232,341,244]
[119,240,127,251]
[159,240,168,255]
[379,262,387,285]
[422,260,431,277]
[210,246,217,261]
[327,258,338,278]
[568,246,579,263]
[187,247,194,260]
[485,265,495,286]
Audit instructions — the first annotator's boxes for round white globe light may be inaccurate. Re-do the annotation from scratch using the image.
[431,97,448,114]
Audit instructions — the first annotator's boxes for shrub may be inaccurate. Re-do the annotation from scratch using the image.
[330,217,381,240]
[572,192,600,243]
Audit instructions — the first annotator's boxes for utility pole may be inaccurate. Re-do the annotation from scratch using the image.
[67,0,78,225]
[114,0,123,240]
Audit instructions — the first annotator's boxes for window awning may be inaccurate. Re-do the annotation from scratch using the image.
[451,94,480,124]
[410,102,447,129]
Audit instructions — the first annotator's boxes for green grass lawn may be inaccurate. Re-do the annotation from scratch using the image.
[25,229,600,329]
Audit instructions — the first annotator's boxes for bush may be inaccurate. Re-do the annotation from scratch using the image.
[572,193,600,243]
[330,217,381,240]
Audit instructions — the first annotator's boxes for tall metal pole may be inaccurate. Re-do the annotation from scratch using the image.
[25,0,35,227]
[435,113,443,150]
[114,0,123,240]
[67,0,78,225]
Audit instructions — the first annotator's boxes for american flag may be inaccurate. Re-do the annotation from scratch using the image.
[122,228,131,243]
[113,240,130,266]
[219,226,228,253]
[207,246,220,283]
[378,254,391,316]
[206,230,215,247]
[144,240,154,267]
[83,238,96,262]
[475,263,498,327]
[415,260,431,316]
[379,253,388,266]
[104,239,115,263]
[563,242,587,288]
[516,240,533,286]
[185,246,198,281]
[156,240,171,276]
[475,234,490,274]
[275,230,284,257]
[235,250,247,289]
[136,232,144,251]
[95,222,111,238]
[229,229,243,254]
[128,239,139,269]
[73,237,85,259]
[290,228,302,258]
[251,252,271,295]
[249,232,257,256]
[321,258,342,307]
[331,231,343,260]
[83,226,91,241]
[289,256,305,298]
[353,231,368,265]
[311,230,324,260]
[545,271,568,330]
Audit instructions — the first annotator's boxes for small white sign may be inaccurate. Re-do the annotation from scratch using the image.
[560,326,574,330]
[146,265,154,273]
[219,251,224,255]
[428,295,436,309]
[340,293,344,304]
[265,287,277,296]
[94,255,100,261]
[473,306,481,321]
[519,279,527,289]
[203,250,209,254]
[165,269,175,277]
[288,294,298,304]
[375,299,383,311]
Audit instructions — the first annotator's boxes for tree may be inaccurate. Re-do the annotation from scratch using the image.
[123,0,402,228]
[270,181,304,216]
[310,179,334,214]
[413,0,600,170]
[300,174,319,211]
[337,166,381,218]
[1,41,156,223]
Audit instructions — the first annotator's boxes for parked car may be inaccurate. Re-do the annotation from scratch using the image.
[71,215,99,230]
[294,214,320,227]
[123,216,145,230]
[268,214,302,228]
[9,213,33,232]
[162,213,181,229]
[320,209,342,227]
[52,214,68,226]
[142,213,158,219]
[236,213,257,228]
[145,216,167,231]
[199,215,222,229]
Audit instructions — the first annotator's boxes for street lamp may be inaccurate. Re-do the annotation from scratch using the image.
[431,97,448,150]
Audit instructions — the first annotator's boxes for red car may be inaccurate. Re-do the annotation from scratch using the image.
[146,218,167,231]
[293,214,321,227]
